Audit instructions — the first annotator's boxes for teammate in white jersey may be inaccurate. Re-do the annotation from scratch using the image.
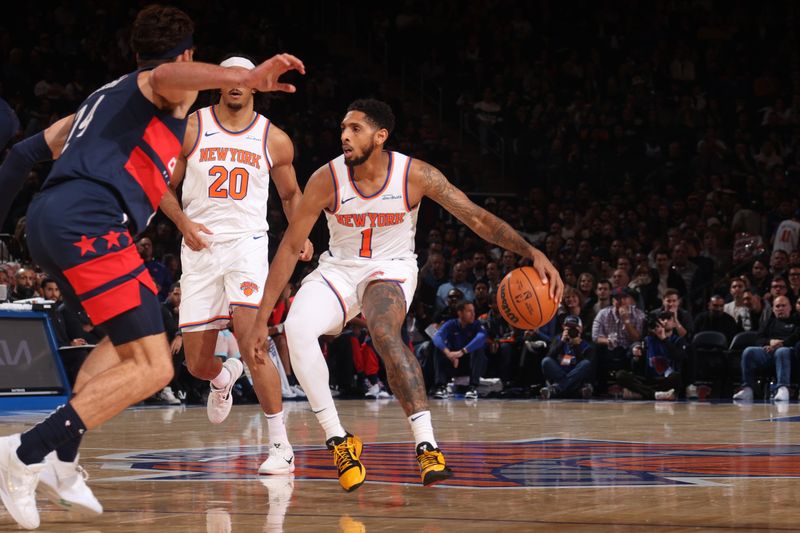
[241,99,564,491]
[161,56,312,475]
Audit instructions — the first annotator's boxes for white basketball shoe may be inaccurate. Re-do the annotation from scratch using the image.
[258,442,295,475]
[38,452,102,516]
[0,433,45,530]
[208,358,244,424]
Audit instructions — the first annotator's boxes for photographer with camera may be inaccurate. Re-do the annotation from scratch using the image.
[615,314,686,401]
[540,316,595,399]
[650,289,692,340]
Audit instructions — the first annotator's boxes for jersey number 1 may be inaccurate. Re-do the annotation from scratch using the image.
[208,166,249,200]
[359,228,373,258]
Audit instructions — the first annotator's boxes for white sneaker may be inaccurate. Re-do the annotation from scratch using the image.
[258,442,295,475]
[207,358,244,424]
[38,452,102,516]
[157,386,181,405]
[0,434,44,529]
[289,385,306,399]
[773,386,790,401]
[654,389,676,401]
[733,386,753,401]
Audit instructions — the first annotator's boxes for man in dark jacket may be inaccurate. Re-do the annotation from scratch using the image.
[732,295,798,401]
[692,294,742,344]
[540,315,595,399]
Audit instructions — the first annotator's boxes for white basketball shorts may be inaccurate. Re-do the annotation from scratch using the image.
[179,233,269,332]
[301,252,418,332]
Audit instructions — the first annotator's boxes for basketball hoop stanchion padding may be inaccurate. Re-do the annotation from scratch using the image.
[0,309,72,412]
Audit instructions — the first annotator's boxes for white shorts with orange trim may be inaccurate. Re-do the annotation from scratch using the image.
[301,252,418,327]
[179,232,269,332]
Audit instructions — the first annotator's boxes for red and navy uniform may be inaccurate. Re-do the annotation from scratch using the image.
[26,68,186,344]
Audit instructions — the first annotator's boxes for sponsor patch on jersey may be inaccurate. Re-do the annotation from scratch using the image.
[381,194,402,200]
[240,281,259,296]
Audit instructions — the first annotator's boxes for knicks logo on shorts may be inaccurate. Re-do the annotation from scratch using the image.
[240,281,259,296]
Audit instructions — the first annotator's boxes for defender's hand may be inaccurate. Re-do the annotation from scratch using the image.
[246,54,305,93]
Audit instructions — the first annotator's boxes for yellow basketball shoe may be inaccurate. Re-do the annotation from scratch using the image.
[325,433,365,492]
[416,442,453,486]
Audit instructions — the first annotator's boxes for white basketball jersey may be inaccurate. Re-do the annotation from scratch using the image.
[324,152,419,261]
[182,106,273,241]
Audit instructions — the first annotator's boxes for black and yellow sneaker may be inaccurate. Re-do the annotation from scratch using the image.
[416,442,453,486]
[326,433,365,492]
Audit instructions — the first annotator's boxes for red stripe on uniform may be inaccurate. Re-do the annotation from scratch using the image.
[142,116,182,177]
[124,146,167,209]
[63,245,144,295]
[81,278,141,325]
[135,269,158,295]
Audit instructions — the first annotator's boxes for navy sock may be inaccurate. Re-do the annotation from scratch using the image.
[54,432,84,462]
[17,403,87,465]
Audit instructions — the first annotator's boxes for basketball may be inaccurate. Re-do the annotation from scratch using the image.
[496,266,559,329]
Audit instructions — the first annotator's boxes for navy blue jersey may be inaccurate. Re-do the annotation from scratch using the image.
[45,68,187,236]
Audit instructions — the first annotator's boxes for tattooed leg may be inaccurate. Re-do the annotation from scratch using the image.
[362,281,429,416]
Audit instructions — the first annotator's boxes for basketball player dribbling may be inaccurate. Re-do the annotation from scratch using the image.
[159,54,313,475]
[0,6,305,529]
[240,99,564,491]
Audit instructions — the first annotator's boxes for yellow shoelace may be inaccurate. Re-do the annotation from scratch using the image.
[418,450,442,471]
[333,441,358,471]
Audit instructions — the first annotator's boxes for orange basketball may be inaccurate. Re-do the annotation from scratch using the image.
[496,266,559,329]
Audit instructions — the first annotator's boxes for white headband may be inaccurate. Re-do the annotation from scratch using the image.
[220,56,256,69]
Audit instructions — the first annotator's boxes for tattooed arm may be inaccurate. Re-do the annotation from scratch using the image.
[408,159,564,302]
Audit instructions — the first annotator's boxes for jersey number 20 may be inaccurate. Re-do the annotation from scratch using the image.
[208,166,249,200]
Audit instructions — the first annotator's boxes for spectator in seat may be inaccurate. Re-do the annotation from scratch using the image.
[540,315,595,399]
[472,278,491,316]
[692,294,742,344]
[765,275,790,305]
[724,277,749,327]
[733,295,798,401]
[747,259,771,296]
[615,315,685,401]
[432,300,488,400]
[480,289,521,388]
[435,260,474,312]
[741,288,771,331]
[432,288,464,326]
[136,236,172,301]
[650,288,693,340]
[787,264,800,301]
[592,287,646,389]
[10,267,35,300]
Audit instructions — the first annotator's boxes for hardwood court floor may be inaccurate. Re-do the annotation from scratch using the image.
[2,398,800,532]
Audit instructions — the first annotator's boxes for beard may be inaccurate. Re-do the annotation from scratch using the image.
[226,101,244,111]
[344,142,375,167]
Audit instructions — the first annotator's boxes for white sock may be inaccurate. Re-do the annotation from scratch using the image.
[210,367,231,389]
[408,410,437,449]
[265,411,289,444]
[315,403,347,441]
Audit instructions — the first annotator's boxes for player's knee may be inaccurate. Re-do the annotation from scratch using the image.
[369,323,396,351]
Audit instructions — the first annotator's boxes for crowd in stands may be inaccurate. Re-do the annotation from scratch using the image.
[2,1,800,402]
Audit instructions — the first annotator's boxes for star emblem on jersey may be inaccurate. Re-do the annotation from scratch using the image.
[73,235,97,256]
[240,281,259,296]
[102,230,122,249]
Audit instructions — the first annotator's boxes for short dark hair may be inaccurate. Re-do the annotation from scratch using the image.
[41,277,58,288]
[131,5,194,66]
[456,300,474,313]
[347,98,395,134]
[663,288,680,298]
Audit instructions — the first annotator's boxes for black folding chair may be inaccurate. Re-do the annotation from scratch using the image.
[691,331,728,398]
